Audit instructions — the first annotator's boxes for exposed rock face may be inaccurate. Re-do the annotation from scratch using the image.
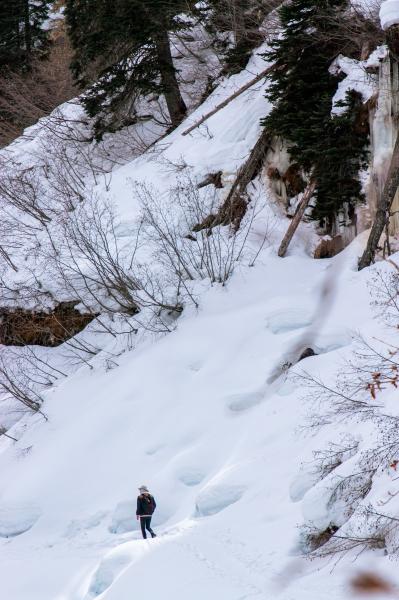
[266,162,306,206]
[387,24,399,60]
[314,235,344,259]
[0,302,97,347]
[298,348,316,362]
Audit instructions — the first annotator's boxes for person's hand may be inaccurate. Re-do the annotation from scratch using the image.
[136,516,139,521]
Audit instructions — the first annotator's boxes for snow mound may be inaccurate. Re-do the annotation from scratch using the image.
[178,467,206,486]
[330,55,377,115]
[195,484,246,517]
[0,503,41,537]
[87,543,140,598]
[266,307,313,334]
[380,0,399,30]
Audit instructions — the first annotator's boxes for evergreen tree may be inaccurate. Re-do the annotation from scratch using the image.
[313,91,369,223]
[263,0,369,227]
[65,0,192,132]
[0,1,50,73]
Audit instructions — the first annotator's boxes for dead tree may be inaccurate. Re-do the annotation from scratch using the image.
[182,66,272,136]
[155,26,187,128]
[358,131,399,270]
[278,181,316,258]
[358,24,399,270]
[193,126,271,231]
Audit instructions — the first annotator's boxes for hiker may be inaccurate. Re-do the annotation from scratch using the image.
[136,485,157,539]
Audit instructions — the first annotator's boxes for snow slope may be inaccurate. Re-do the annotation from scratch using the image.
[1,35,399,600]
[1,241,396,600]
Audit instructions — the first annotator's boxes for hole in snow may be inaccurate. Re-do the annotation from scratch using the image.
[267,337,350,385]
[178,468,205,486]
[194,484,246,517]
[187,360,203,372]
[0,503,41,537]
[145,443,165,456]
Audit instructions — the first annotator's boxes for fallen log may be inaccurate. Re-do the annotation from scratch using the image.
[193,127,271,232]
[278,181,316,258]
[182,66,272,137]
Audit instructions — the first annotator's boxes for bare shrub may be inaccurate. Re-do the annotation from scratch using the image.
[306,505,399,561]
[0,154,269,412]
[303,524,339,553]
[0,349,49,418]
[0,158,53,227]
[311,438,360,480]
[136,177,258,287]
[41,172,269,338]
[310,528,386,560]
[312,1,383,60]
[296,264,399,560]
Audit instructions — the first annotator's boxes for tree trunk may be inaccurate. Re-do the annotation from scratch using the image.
[182,66,272,136]
[193,127,271,232]
[232,0,247,46]
[155,28,187,129]
[359,27,399,271]
[278,181,316,258]
[23,0,32,61]
[358,132,399,270]
[217,127,271,229]
[387,25,399,62]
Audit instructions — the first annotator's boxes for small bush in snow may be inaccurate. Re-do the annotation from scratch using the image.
[294,265,399,560]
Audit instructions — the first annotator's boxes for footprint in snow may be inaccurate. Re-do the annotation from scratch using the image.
[178,467,206,486]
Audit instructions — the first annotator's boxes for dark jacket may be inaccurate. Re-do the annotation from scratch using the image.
[136,493,156,516]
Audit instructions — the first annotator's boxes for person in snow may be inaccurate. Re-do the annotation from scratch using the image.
[136,485,157,539]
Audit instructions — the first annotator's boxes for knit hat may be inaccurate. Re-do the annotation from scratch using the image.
[139,485,149,493]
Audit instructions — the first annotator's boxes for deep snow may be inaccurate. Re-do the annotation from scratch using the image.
[1,21,399,600]
[1,239,399,600]
[380,0,399,30]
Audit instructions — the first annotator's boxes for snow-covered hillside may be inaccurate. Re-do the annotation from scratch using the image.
[1,7,399,599]
[2,235,398,600]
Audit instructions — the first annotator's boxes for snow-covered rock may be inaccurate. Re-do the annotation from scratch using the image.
[380,0,399,30]
[330,55,377,115]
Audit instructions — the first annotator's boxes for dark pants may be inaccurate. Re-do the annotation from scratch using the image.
[140,516,156,539]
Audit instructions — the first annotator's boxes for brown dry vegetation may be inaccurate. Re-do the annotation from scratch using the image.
[0,31,78,147]
[0,302,96,347]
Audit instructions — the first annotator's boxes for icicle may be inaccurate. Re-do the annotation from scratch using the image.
[372,53,396,196]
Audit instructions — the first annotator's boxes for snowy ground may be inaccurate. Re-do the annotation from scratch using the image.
[1,238,398,600]
[1,20,399,599]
